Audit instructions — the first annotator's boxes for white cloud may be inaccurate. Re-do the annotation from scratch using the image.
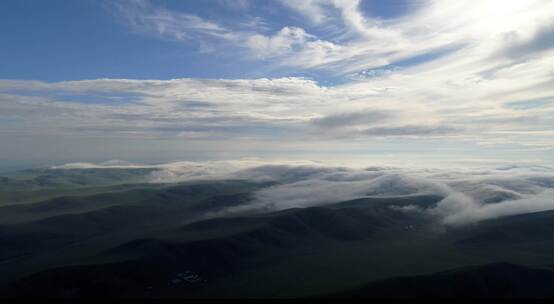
[1,73,553,152]
[426,190,554,226]
[247,26,317,58]
[237,163,554,223]
[279,0,329,25]
[51,160,143,169]
[109,0,240,43]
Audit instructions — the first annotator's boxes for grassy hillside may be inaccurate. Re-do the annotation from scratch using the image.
[2,176,554,298]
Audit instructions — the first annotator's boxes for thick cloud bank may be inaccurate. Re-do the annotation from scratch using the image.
[52,160,554,225]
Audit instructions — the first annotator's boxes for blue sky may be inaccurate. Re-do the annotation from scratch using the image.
[1,0,418,83]
[1,0,554,169]
[1,0,254,81]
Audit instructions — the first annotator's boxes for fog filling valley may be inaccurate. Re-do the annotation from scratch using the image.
[53,160,554,226]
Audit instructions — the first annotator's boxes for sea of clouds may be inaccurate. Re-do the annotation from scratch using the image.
[52,160,554,226]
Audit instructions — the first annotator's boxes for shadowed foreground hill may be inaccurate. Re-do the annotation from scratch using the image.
[1,198,432,298]
[2,171,554,298]
[329,263,554,298]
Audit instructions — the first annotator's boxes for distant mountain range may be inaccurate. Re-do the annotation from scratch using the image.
[1,165,554,298]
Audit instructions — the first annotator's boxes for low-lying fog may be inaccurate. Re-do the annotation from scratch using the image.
[52,160,554,226]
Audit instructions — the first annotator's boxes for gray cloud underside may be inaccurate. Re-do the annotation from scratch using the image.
[361,125,460,136]
[2,75,552,148]
[310,110,393,128]
[502,23,554,59]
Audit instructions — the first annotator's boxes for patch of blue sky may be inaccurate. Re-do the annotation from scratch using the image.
[299,73,354,87]
[353,45,462,79]
[259,67,354,86]
[158,0,260,36]
[359,0,424,20]
[1,0,424,83]
[162,0,346,43]
[395,47,460,67]
[0,0,262,81]
[505,96,554,109]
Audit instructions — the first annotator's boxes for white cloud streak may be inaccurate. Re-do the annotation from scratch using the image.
[1,73,552,151]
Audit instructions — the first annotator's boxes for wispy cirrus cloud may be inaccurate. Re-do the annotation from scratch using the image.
[108,0,240,43]
[107,0,554,82]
